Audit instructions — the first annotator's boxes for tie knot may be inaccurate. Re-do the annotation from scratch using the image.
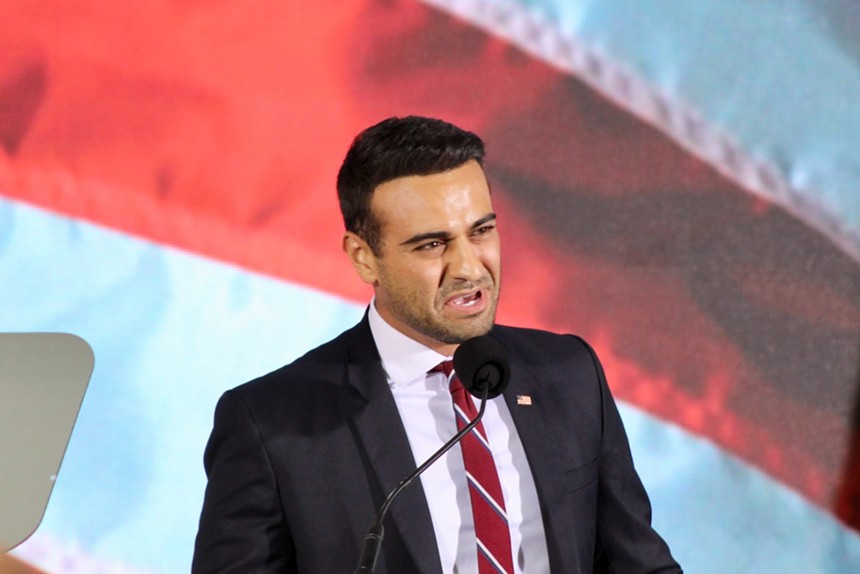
[431,360,464,394]
[432,360,454,377]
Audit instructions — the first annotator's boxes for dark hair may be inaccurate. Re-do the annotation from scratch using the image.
[337,116,485,255]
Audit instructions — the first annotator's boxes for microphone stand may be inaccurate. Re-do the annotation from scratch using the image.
[353,383,490,574]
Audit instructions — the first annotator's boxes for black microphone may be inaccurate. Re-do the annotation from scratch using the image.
[452,334,510,399]
[354,334,511,573]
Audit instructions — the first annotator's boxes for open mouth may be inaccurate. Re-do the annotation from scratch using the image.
[447,289,483,309]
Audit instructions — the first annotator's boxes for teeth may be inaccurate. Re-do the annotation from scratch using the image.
[454,292,479,306]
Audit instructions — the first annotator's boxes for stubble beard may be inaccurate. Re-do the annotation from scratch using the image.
[381,279,500,346]
[428,285,499,344]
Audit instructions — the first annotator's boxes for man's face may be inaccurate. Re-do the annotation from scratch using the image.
[346,160,501,355]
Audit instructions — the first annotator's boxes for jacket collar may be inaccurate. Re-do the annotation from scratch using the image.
[343,312,444,574]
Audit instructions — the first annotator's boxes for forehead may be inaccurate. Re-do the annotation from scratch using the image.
[370,161,492,234]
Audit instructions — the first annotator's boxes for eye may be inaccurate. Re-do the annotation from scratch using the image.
[472,224,496,236]
[416,240,445,251]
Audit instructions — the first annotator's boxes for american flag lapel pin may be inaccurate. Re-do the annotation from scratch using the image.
[516,394,532,406]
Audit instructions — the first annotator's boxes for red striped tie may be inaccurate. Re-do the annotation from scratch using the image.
[437,360,514,574]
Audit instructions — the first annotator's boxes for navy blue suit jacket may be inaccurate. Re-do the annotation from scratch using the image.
[193,317,681,573]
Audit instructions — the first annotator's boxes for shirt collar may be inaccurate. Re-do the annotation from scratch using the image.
[368,300,449,388]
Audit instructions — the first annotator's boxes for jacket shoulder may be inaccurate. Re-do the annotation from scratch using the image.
[232,319,367,400]
[491,324,594,361]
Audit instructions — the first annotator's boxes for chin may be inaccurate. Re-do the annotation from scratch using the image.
[455,321,495,342]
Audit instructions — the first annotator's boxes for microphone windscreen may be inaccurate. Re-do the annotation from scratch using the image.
[452,335,510,399]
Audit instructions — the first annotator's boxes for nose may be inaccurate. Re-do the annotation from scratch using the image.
[447,238,484,282]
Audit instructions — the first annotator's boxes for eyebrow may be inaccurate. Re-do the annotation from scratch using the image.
[399,213,497,247]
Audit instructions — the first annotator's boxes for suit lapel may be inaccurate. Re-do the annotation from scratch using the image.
[503,359,581,572]
[344,317,443,574]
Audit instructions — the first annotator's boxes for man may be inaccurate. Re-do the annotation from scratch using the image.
[193,116,682,573]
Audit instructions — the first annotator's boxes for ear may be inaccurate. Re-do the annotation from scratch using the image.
[342,231,379,285]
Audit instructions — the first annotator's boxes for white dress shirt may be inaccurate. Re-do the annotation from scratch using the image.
[368,303,550,573]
